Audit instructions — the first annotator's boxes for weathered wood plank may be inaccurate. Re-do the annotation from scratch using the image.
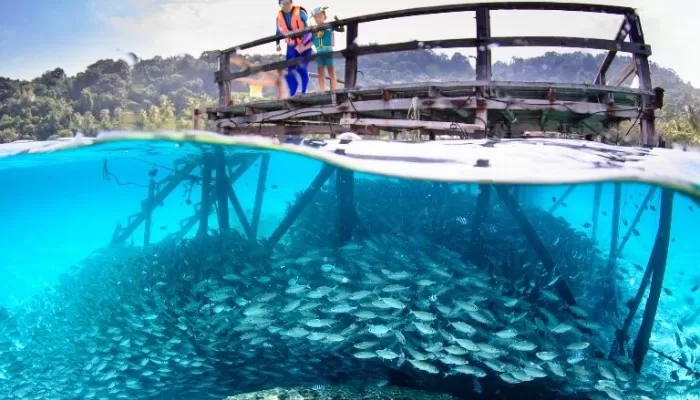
[339,118,482,133]
[216,123,380,136]
[210,81,653,115]
[220,97,641,124]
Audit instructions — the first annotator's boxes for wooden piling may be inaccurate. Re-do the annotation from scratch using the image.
[214,148,230,233]
[197,157,213,237]
[266,164,336,249]
[494,184,577,306]
[251,154,270,238]
[143,178,156,245]
[606,182,622,317]
[471,184,491,268]
[618,186,657,255]
[547,185,575,213]
[336,168,355,245]
[632,188,674,372]
[591,183,603,243]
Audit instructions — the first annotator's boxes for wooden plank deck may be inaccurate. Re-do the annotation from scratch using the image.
[207,80,649,138]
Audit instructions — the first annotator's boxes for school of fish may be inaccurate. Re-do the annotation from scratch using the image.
[1,224,699,400]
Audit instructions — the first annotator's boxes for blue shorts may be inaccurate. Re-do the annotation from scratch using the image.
[316,52,334,68]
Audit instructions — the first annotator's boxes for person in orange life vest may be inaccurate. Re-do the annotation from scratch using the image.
[276,0,313,96]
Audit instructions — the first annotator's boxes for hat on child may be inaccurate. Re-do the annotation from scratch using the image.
[311,6,329,16]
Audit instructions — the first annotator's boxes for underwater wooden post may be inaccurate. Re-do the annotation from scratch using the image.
[606,182,622,316]
[251,154,270,238]
[336,167,355,245]
[470,184,491,268]
[225,154,255,239]
[168,187,214,241]
[493,184,577,306]
[143,178,156,245]
[547,185,575,213]
[610,255,654,357]
[214,148,230,233]
[266,164,336,249]
[112,161,198,244]
[618,186,657,255]
[198,155,213,237]
[229,154,257,182]
[591,183,603,244]
[632,188,674,373]
[226,180,254,240]
[335,144,355,245]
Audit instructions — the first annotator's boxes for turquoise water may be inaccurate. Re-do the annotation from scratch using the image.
[0,138,699,399]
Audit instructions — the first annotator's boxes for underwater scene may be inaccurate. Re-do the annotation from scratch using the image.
[0,138,699,400]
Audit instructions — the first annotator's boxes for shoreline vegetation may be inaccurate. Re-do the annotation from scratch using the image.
[1,50,698,146]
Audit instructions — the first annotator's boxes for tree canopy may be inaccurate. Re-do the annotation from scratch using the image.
[0,50,698,146]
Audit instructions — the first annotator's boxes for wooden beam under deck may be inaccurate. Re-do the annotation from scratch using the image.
[215,97,641,125]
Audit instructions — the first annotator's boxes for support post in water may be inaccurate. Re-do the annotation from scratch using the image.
[198,156,213,237]
[471,184,491,267]
[606,182,622,316]
[111,161,198,244]
[548,185,575,213]
[335,145,355,245]
[618,186,657,254]
[251,154,270,239]
[143,178,156,245]
[226,176,253,240]
[591,183,603,244]
[266,164,336,250]
[493,184,577,306]
[214,148,230,233]
[336,168,355,245]
[611,255,654,357]
[632,188,675,372]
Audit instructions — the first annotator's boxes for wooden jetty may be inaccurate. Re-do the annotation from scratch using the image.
[115,2,677,377]
[204,2,663,146]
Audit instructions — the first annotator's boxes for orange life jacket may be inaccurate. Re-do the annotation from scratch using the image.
[277,6,307,44]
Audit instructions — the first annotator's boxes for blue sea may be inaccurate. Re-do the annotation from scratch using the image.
[0,137,699,399]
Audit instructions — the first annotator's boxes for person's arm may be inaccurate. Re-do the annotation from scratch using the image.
[299,10,313,47]
[275,21,281,47]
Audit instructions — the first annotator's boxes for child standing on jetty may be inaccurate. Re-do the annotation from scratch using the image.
[310,7,337,92]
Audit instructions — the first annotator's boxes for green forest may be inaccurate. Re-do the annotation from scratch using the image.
[1,50,699,145]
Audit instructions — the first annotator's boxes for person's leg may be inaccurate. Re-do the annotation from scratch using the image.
[297,48,312,94]
[285,45,298,96]
[328,65,337,91]
[317,66,326,92]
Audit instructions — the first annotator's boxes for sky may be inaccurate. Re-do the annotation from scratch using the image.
[0,0,698,87]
